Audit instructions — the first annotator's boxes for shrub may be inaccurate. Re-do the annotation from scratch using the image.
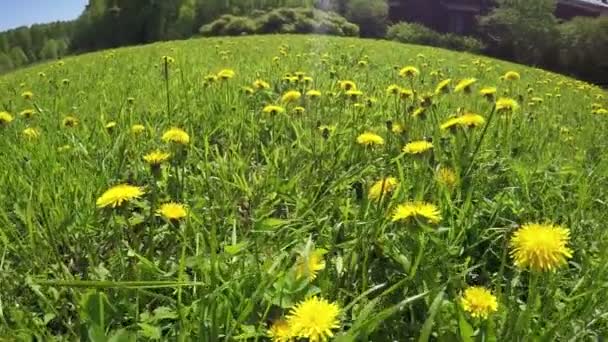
[346,0,388,37]
[199,8,360,37]
[387,22,484,53]
[557,16,608,84]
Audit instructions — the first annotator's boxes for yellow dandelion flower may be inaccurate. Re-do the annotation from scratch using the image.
[253,79,270,90]
[295,249,326,281]
[368,177,399,201]
[440,113,485,130]
[358,60,368,67]
[144,150,171,166]
[21,91,33,100]
[20,109,35,119]
[62,116,79,128]
[204,74,218,83]
[157,202,188,221]
[503,71,521,81]
[480,87,497,97]
[131,124,145,135]
[461,286,498,319]
[0,111,13,125]
[400,88,414,100]
[391,201,441,224]
[435,79,451,95]
[306,90,322,98]
[510,223,573,272]
[105,121,117,131]
[302,76,313,84]
[436,167,458,188]
[346,89,363,100]
[391,122,405,134]
[96,184,144,208]
[161,56,175,64]
[217,69,235,80]
[242,87,255,95]
[287,297,341,342]
[282,90,302,103]
[22,127,40,139]
[268,319,292,342]
[412,107,426,118]
[455,78,477,93]
[387,84,401,95]
[593,108,608,115]
[162,127,190,145]
[294,106,305,114]
[403,140,433,154]
[496,97,519,112]
[263,105,286,115]
[339,80,357,91]
[318,125,336,133]
[356,132,384,146]
[399,66,420,78]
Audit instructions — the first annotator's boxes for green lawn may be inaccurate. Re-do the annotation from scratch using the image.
[1,35,607,340]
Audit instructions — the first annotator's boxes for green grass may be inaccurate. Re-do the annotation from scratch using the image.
[0,34,607,340]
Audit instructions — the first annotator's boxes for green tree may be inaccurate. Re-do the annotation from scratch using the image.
[479,0,559,65]
[40,39,59,60]
[0,35,9,53]
[9,46,29,67]
[558,16,608,84]
[345,0,388,37]
[0,52,13,73]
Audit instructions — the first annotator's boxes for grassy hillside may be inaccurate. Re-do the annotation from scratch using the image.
[0,35,607,340]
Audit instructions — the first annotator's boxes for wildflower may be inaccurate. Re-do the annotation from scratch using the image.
[144,150,171,166]
[594,108,608,115]
[387,84,401,95]
[419,93,433,107]
[510,223,573,272]
[282,90,302,103]
[217,69,235,80]
[480,87,497,99]
[0,111,13,125]
[346,90,363,100]
[306,90,322,99]
[157,202,188,221]
[38,72,46,78]
[435,79,451,94]
[368,177,399,201]
[62,79,70,86]
[496,97,519,112]
[339,80,357,91]
[400,88,414,100]
[131,124,145,135]
[242,87,255,96]
[391,201,441,224]
[440,113,485,130]
[20,109,35,119]
[399,66,420,78]
[455,78,477,93]
[162,127,190,145]
[268,319,292,342]
[294,106,305,115]
[318,125,336,133]
[62,116,79,128]
[358,60,368,67]
[287,297,341,342]
[263,105,285,115]
[253,79,270,90]
[96,184,144,208]
[21,91,33,100]
[295,249,327,281]
[412,107,426,119]
[161,56,175,64]
[436,167,458,188]
[294,71,306,80]
[302,76,313,84]
[356,132,384,146]
[503,71,521,81]
[105,121,117,131]
[391,122,405,134]
[403,140,433,154]
[22,127,40,139]
[461,287,499,319]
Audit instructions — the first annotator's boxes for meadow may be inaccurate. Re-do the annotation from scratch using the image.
[0,34,607,341]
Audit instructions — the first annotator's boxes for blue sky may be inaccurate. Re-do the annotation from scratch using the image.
[0,0,87,31]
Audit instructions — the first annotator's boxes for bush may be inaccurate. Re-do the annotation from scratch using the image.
[558,16,608,84]
[346,0,388,37]
[387,22,484,53]
[199,8,359,37]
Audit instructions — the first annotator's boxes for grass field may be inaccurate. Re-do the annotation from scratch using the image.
[1,34,607,341]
